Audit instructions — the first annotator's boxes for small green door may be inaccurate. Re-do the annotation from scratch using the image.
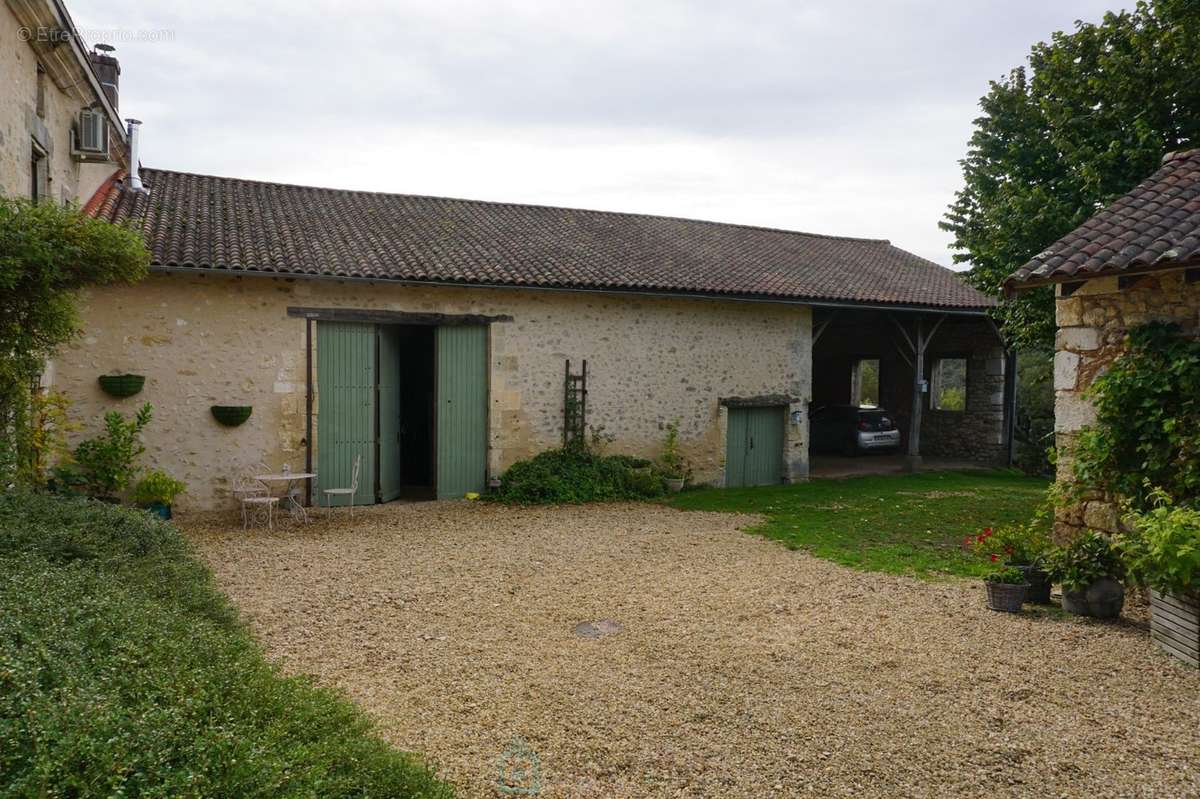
[435,325,488,498]
[377,326,403,502]
[725,406,784,488]
[316,321,376,506]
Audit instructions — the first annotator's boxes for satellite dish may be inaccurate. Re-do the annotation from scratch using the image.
[94,43,115,53]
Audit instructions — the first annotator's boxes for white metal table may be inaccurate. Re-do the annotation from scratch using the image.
[254,472,316,522]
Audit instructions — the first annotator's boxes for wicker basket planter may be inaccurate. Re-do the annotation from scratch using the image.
[210,405,252,427]
[1150,590,1200,668]
[97,374,145,398]
[985,581,1028,613]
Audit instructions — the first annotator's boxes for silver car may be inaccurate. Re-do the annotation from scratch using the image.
[811,405,901,455]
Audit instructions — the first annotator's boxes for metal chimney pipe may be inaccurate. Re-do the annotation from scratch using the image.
[125,118,146,193]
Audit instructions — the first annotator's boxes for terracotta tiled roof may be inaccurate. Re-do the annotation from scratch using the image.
[1007,149,1200,291]
[89,168,993,310]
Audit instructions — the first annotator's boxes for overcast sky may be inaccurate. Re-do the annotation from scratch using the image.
[72,0,1123,269]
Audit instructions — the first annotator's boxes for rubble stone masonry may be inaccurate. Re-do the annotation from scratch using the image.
[1052,270,1200,538]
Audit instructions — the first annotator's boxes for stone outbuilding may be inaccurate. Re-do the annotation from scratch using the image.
[55,167,1009,509]
[1005,148,1200,538]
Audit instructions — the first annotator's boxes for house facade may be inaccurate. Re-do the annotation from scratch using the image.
[1,0,128,202]
[1005,148,1200,538]
[45,167,1008,510]
[2,3,1009,510]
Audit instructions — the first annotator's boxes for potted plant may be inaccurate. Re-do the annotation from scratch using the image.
[984,567,1029,613]
[132,469,186,520]
[1047,531,1126,619]
[657,419,691,493]
[1117,489,1200,667]
[970,520,1053,604]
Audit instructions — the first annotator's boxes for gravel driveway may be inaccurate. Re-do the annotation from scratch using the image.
[187,502,1200,798]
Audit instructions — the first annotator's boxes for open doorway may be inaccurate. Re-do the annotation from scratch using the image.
[391,326,435,500]
[377,325,436,502]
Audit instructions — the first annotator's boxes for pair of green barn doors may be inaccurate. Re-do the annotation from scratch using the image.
[315,322,487,504]
[725,405,785,488]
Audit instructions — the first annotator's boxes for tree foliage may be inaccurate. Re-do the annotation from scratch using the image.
[0,198,148,484]
[942,1,1200,350]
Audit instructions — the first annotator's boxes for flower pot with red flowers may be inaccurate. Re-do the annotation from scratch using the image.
[984,568,1029,613]
[969,520,1053,604]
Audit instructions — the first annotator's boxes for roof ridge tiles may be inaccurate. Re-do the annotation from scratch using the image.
[135,167,891,246]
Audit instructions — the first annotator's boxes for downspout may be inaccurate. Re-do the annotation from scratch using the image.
[125,119,146,193]
[305,318,313,508]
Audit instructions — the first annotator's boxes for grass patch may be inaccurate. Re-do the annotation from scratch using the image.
[0,491,453,798]
[669,470,1049,579]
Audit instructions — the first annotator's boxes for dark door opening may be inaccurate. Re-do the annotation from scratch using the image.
[392,325,436,500]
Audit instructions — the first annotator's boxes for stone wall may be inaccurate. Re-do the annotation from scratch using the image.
[1052,270,1200,539]
[1,6,124,202]
[53,273,812,509]
[919,320,1008,463]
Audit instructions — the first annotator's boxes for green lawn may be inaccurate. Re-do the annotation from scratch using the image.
[670,470,1050,579]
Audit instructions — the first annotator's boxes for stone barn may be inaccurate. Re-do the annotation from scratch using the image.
[53,167,1008,509]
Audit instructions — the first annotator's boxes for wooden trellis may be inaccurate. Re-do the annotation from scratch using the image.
[563,359,588,449]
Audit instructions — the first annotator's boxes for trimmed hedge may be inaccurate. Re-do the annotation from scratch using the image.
[0,492,453,798]
[490,449,665,505]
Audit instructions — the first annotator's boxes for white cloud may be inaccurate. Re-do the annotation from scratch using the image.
[71,0,1125,267]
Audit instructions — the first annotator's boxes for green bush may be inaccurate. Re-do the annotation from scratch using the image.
[132,468,186,506]
[72,403,153,498]
[0,492,452,798]
[1118,488,1200,597]
[1047,530,1124,593]
[1071,322,1200,509]
[491,448,665,505]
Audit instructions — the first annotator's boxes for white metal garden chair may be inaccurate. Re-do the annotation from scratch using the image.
[231,467,276,530]
[322,454,361,518]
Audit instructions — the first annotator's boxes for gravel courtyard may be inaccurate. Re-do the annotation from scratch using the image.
[187,502,1200,798]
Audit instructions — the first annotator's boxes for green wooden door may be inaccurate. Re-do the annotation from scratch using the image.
[316,321,376,506]
[435,325,488,498]
[377,326,403,502]
[725,406,784,488]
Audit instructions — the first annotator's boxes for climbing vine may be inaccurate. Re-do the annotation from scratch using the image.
[1071,322,1200,509]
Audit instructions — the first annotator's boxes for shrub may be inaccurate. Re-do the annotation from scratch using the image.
[72,403,152,498]
[132,468,186,506]
[1118,488,1200,597]
[657,419,689,481]
[492,448,665,505]
[0,492,452,798]
[1047,530,1124,592]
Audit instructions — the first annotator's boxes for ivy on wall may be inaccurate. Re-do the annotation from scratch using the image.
[1071,322,1200,509]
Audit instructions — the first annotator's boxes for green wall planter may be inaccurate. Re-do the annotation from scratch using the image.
[211,405,252,427]
[98,374,145,398]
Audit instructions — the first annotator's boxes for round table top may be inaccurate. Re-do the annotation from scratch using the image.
[255,472,316,482]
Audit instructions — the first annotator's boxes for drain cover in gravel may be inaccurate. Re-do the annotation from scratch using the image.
[574,619,623,638]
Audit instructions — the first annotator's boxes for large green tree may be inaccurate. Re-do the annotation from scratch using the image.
[942,0,1200,350]
[0,198,149,482]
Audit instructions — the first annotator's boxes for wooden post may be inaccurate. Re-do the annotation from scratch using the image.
[887,313,946,466]
[908,318,924,459]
